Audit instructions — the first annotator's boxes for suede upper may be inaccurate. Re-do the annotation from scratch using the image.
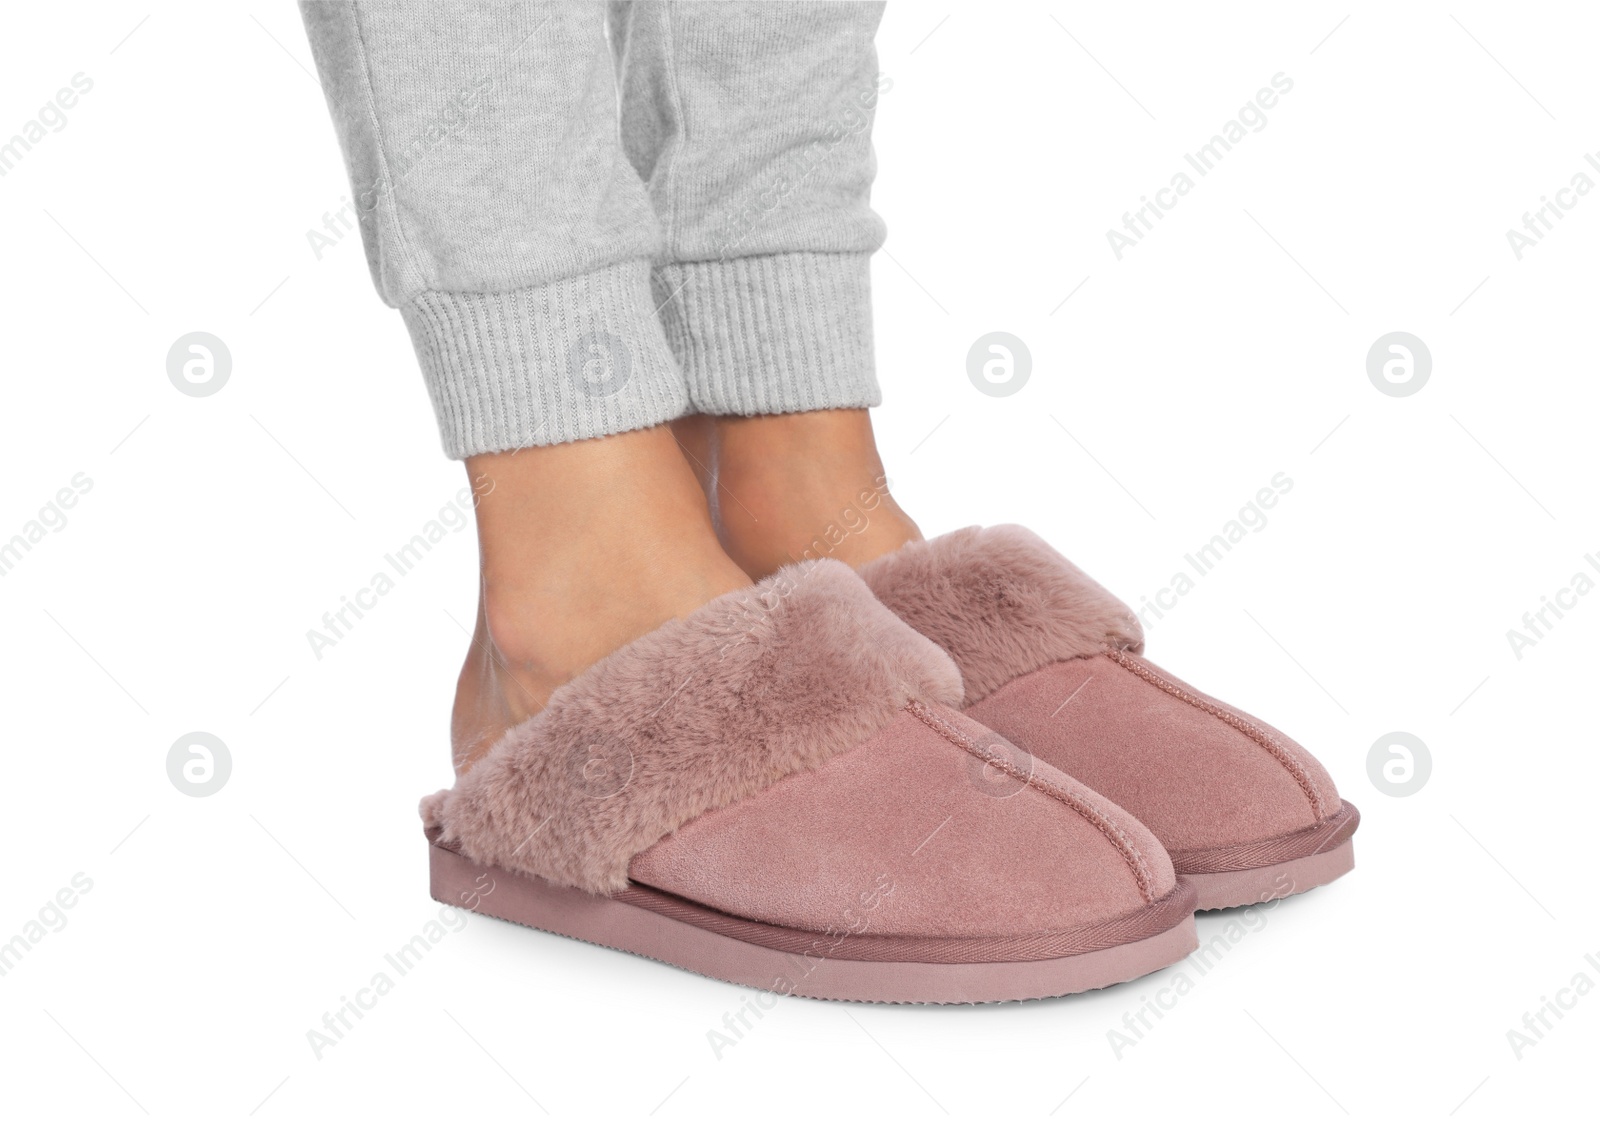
[965,653,1340,854]
[630,701,1177,937]
[862,526,1347,857]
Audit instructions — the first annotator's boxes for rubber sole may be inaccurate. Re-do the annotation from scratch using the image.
[430,837,1200,1004]
[1176,801,1360,912]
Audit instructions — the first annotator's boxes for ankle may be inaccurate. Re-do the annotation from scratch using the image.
[703,410,922,578]
[716,470,921,579]
[450,429,751,774]
[478,530,749,677]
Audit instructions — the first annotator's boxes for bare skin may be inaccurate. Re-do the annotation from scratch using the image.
[673,408,923,580]
[452,425,752,774]
[450,410,921,775]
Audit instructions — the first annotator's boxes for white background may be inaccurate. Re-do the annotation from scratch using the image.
[2,2,1595,1125]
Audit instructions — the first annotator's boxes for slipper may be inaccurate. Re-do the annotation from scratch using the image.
[422,559,1197,1002]
[860,527,1358,912]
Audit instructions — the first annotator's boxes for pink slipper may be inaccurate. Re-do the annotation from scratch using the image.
[860,527,1358,911]
[422,559,1197,1002]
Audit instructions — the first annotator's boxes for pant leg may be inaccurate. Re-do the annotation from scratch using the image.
[300,0,689,457]
[609,0,889,418]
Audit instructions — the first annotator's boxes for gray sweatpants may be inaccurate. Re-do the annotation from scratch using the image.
[300,0,888,458]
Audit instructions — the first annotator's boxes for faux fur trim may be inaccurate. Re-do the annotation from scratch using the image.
[421,559,963,894]
[859,525,1142,707]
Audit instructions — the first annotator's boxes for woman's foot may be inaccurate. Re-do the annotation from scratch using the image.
[452,426,752,775]
[677,408,923,580]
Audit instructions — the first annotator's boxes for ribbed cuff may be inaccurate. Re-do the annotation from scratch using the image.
[652,251,881,418]
[400,260,690,458]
